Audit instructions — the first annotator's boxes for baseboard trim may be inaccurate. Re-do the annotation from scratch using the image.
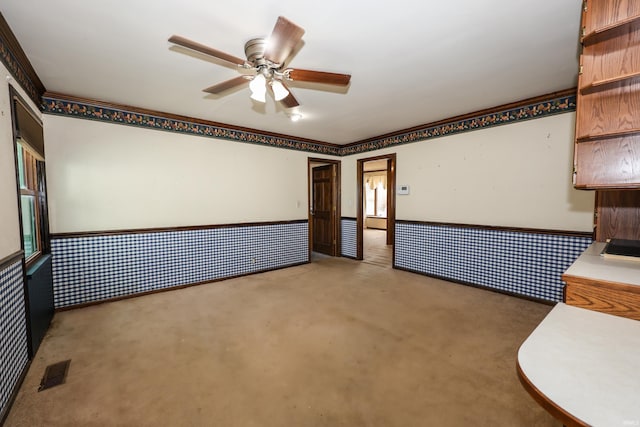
[393,264,556,306]
[55,260,310,312]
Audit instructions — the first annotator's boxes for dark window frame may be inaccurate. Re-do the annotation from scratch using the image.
[9,86,49,267]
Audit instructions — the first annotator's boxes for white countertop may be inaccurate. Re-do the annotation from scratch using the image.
[518,303,640,426]
[563,242,640,287]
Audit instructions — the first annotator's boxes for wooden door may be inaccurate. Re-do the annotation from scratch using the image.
[312,165,335,255]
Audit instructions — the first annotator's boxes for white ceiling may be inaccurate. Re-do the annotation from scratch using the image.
[1,1,582,145]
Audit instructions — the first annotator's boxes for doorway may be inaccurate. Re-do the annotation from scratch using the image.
[308,158,341,258]
[357,154,396,265]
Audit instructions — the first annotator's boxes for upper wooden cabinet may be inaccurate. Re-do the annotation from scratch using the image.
[574,0,640,188]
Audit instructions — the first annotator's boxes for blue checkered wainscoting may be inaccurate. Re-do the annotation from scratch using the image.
[395,222,592,302]
[0,260,29,416]
[51,222,309,308]
[341,218,357,258]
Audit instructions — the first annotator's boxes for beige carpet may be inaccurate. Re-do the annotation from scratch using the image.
[6,256,558,426]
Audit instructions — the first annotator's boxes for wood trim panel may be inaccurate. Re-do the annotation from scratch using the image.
[562,273,640,296]
[356,159,364,260]
[395,219,593,238]
[343,88,576,148]
[51,219,308,239]
[563,275,640,320]
[387,155,396,246]
[55,260,309,312]
[516,361,588,427]
[44,91,340,149]
[0,250,23,271]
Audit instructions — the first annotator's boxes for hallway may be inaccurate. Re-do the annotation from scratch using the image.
[363,228,392,267]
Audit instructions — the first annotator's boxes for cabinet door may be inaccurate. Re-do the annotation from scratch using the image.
[574,0,640,189]
[582,0,640,37]
[594,189,640,241]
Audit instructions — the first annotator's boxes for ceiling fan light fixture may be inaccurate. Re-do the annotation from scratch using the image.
[249,74,267,103]
[270,80,289,101]
[169,16,351,112]
[250,90,266,103]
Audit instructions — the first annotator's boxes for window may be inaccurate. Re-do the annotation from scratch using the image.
[11,90,48,264]
[16,141,47,259]
[364,173,387,218]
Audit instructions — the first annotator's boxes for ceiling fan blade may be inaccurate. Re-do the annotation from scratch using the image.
[279,88,300,109]
[203,76,250,94]
[169,35,246,66]
[264,16,305,65]
[269,80,299,107]
[286,69,351,86]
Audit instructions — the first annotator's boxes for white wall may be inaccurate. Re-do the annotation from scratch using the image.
[45,109,595,234]
[44,115,334,233]
[0,67,40,258]
[342,113,595,232]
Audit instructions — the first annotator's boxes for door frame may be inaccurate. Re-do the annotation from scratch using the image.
[357,153,396,260]
[308,157,341,257]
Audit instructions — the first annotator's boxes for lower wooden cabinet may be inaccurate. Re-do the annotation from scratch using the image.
[563,274,640,321]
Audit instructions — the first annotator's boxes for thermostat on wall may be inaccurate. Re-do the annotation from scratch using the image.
[397,185,410,195]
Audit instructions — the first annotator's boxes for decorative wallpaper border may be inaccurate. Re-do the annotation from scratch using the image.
[0,32,41,105]
[41,91,576,156]
[341,93,576,155]
[41,96,342,156]
[1,16,576,155]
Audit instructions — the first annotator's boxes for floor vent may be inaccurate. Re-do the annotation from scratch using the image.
[38,360,71,392]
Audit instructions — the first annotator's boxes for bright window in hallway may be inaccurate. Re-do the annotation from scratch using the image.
[364,173,387,217]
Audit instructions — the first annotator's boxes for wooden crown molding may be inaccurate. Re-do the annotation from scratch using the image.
[41,88,577,156]
[345,88,577,148]
[42,91,343,156]
[0,13,46,104]
[341,88,577,155]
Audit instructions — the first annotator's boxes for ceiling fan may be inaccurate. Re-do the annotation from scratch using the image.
[168,16,351,109]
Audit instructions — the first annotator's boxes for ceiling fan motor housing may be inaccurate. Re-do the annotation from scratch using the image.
[168,16,350,109]
[244,38,267,66]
